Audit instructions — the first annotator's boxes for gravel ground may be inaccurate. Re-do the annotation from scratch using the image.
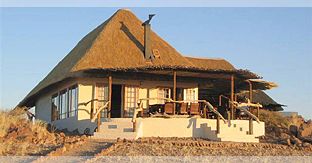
[99,137,312,156]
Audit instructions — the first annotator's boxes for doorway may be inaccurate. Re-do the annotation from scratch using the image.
[111,84,122,118]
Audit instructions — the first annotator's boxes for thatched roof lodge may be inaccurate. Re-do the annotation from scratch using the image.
[18,9,281,142]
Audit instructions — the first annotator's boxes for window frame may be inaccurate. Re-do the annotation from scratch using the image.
[51,84,79,121]
[96,83,109,118]
[124,85,139,117]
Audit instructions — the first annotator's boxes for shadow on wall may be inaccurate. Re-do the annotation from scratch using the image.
[187,118,220,141]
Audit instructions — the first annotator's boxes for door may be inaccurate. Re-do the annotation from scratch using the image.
[111,84,122,118]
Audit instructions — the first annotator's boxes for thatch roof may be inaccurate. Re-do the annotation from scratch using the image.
[185,56,235,71]
[237,90,284,111]
[18,9,268,107]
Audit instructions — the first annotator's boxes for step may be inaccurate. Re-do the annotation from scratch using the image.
[100,122,134,128]
[220,137,259,143]
[93,132,137,140]
[101,118,133,123]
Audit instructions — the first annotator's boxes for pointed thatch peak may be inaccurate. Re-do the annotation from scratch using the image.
[71,9,193,72]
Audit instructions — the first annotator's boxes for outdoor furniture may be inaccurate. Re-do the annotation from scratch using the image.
[189,103,200,115]
[179,103,188,114]
[164,102,174,114]
[149,104,164,114]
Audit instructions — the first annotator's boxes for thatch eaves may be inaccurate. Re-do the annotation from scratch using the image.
[185,56,235,71]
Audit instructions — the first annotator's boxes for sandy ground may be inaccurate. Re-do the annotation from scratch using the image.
[60,139,114,156]
[98,138,312,156]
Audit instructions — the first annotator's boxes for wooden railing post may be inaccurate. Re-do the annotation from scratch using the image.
[140,101,144,117]
[203,106,207,119]
[133,121,136,132]
[217,115,220,134]
[249,118,253,135]
[97,110,101,132]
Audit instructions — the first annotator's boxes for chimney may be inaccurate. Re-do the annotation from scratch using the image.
[142,14,155,61]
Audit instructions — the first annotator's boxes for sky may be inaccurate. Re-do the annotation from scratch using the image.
[1,8,311,119]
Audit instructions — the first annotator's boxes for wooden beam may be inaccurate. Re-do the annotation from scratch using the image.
[230,75,235,120]
[108,75,112,118]
[173,71,177,114]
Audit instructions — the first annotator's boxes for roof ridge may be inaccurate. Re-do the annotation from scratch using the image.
[184,55,227,61]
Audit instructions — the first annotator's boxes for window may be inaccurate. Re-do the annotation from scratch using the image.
[96,84,108,118]
[51,94,59,121]
[69,85,78,117]
[164,88,171,99]
[51,84,78,121]
[59,90,68,119]
[124,86,139,117]
[184,88,197,102]
[157,88,171,104]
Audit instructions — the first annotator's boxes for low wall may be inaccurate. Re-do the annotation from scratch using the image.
[136,118,265,140]
[52,116,97,134]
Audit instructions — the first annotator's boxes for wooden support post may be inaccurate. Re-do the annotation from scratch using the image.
[257,106,260,118]
[219,95,222,106]
[203,106,207,118]
[133,121,136,132]
[173,71,177,114]
[217,115,220,134]
[249,118,253,135]
[108,75,112,118]
[91,85,95,119]
[230,75,235,120]
[95,81,101,132]
[247,80,253,102]
[140,102,144,117]
[97,112,101,132]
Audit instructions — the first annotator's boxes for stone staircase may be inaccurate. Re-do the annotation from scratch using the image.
[93,118,137,140]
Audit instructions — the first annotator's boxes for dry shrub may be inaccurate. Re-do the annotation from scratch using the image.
[0,108,59,155]
[0,109,24,138]
[259,109,291,128]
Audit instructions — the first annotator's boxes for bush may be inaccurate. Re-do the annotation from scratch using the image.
[0,108,59,155]
[259,110,291,128]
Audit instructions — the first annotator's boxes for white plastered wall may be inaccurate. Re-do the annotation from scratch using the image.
[135,118,265,141]
[34,79,97,134]
[35,77,199,134]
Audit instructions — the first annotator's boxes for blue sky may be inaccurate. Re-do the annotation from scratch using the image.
[1,8,311,119]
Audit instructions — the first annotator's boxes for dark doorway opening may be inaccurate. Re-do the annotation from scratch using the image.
[111,84,122,118]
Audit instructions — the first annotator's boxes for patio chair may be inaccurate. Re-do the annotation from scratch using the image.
[189,103,200,115]
[179,103,188,115]
[164,102,174,114]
